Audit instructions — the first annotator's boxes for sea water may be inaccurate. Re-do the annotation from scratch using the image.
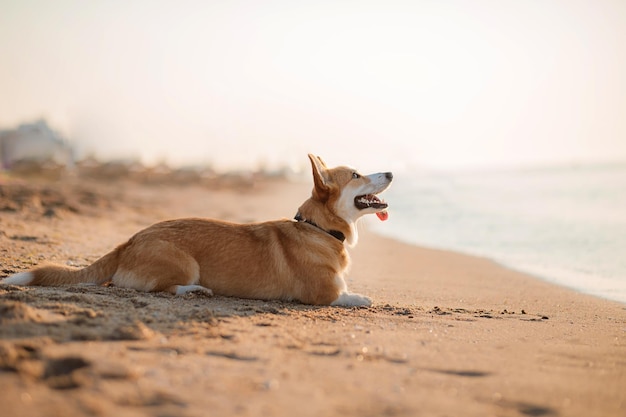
[367,163,626,304]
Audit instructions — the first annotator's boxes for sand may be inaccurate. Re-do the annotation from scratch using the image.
[1,175,624,417]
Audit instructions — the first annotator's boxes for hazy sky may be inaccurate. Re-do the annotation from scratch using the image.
[1,0,625,171]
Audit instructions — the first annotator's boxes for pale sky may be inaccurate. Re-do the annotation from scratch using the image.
[1,0,625,172]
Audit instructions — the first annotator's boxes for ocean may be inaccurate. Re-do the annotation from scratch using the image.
[367,163,626,304]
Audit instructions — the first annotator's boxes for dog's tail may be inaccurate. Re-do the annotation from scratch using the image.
[3,248,120,287]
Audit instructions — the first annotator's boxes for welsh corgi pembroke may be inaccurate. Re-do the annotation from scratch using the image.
[3,154,392,306]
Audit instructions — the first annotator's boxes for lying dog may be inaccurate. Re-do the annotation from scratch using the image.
[3,154,392,306]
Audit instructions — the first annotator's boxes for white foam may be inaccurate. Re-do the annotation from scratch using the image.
[368,164,626,305]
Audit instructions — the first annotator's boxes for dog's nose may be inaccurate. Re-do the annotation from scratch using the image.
[385,172,393,181]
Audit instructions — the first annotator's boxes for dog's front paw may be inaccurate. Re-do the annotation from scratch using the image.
[330,292,372,307]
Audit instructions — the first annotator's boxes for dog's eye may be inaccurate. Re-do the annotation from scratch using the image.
[352,172,361,179]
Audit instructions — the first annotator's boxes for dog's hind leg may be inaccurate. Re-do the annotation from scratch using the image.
[114,240,212,296]
[172,285,213,296]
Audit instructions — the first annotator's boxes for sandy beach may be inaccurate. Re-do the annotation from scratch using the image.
[1,174,624,417]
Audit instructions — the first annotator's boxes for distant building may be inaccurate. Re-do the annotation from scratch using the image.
[0,120,74,169]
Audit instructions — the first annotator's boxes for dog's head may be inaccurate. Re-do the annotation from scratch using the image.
[299,154,392,246]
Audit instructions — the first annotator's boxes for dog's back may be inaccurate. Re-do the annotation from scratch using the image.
[119,218,350,304]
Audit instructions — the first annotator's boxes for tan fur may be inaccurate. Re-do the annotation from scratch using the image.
[4,154,392,306]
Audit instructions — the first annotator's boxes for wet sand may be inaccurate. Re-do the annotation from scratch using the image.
[1,175,624,417]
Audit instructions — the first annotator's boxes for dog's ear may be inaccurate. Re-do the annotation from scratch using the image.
[308,154,330,201]
[315,155,328,169]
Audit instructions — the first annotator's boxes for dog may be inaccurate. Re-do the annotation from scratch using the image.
[3,154,392,306]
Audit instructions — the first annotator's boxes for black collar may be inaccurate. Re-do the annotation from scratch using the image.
[294,212,345,243]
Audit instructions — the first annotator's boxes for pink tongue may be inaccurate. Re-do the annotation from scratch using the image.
[376,211,389,221]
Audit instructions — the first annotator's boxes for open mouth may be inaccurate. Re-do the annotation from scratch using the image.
[354,194,388,210]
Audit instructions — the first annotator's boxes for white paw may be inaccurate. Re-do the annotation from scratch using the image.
[331,292,372,307]
[175,285,213,296]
